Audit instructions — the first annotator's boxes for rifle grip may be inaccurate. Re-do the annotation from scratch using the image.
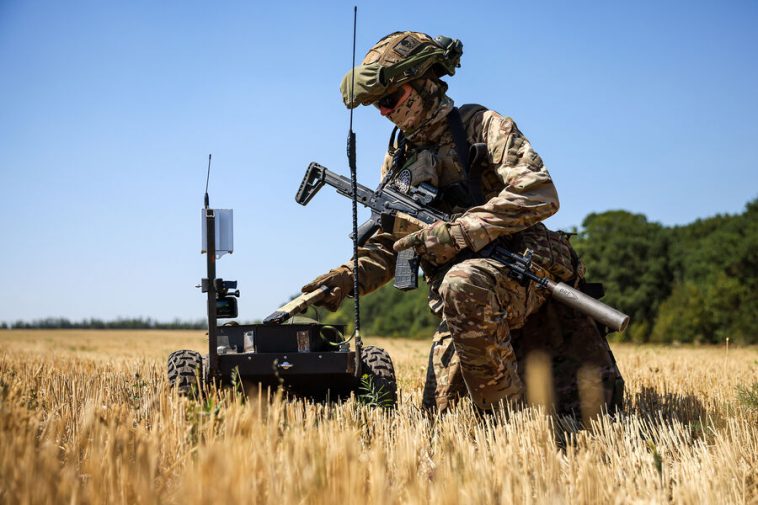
[355,219,380,246]
[393,249,420,291]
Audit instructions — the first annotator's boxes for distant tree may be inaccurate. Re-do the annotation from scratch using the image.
[322,278,438,339]
[654,199,757,344]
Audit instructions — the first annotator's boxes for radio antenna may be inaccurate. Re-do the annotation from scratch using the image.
[204,154,212,209]
[347,6,362,374]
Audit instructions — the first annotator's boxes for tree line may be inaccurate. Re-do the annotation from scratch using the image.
[6,199,755,344]
[573,199,756,344]
[322,199,757,344]
[3,317,207,330]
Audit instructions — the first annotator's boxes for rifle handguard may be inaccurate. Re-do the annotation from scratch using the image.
[262,285,331,325]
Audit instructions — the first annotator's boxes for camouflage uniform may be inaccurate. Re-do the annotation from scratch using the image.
[305,31,623,414]
[366,101,570,411]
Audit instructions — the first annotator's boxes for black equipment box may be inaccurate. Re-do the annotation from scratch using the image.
[217,323,346,354]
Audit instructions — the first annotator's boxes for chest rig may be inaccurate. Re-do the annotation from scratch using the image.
[383,105,489,212]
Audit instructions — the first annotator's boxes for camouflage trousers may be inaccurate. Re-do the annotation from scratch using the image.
[422,257,550,411]
[422,258,624,415]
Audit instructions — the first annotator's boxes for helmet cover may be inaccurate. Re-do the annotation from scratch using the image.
[340,31,462,108]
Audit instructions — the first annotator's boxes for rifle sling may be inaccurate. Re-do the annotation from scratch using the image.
[447,108,486,206]
[446,108,470,172]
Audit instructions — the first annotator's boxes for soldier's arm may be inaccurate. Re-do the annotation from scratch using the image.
[454,110,559,252]
[337,152,398,296]
[342,230,397,295]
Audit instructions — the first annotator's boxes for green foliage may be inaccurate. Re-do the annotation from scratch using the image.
[736,382,758,412]
[649,281,707,343]
[645,439,664,479]
[572,200,757,343]
[357,374,395,409]
[652,199,758,344]
[322,279,438,339]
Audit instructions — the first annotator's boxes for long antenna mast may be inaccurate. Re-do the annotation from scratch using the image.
[347,6,362,375]
[204,154,212,209]
[203,153,219,380]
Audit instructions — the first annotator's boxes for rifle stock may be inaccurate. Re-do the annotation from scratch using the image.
[296,163,327,205]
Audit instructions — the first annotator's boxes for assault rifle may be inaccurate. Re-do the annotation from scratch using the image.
[296,162,630,333]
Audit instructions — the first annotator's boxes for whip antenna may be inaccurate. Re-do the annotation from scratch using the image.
[347,5,362,374]
[204,154,212,209]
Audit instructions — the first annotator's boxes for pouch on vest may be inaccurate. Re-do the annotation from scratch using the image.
[393,149,439,190]
[514,223,575,282]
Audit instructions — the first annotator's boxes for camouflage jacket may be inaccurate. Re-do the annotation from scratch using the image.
[342,104,572,301]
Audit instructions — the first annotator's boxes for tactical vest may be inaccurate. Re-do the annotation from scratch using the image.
[385,104,577,283]
[384,104,489,214]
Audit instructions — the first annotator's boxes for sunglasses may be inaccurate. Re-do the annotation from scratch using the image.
[375,85,411,112]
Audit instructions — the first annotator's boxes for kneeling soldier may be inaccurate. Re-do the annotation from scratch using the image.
[302,31,624,415]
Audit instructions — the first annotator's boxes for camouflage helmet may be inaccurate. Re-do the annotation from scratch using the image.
[340,31,462,109]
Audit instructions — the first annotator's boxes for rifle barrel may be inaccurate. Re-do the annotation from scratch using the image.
[545,279,630,332]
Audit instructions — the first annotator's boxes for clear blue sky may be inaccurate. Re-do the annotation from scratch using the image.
[1,0,756,323]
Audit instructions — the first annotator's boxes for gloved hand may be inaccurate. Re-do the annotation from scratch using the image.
[301,266,353,311]
[392,221,468,266]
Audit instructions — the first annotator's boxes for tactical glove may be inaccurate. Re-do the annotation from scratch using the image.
[301,266,353,312]
[392,221,469,266]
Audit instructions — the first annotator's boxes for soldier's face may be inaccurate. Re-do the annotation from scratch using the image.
[376,84,412,116]
[380,84,426,132]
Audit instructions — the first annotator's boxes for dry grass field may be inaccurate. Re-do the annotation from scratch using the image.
[1,329,756,504]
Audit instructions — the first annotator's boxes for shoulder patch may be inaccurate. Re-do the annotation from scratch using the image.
[393,168,413,193]
[392,35,422,57]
